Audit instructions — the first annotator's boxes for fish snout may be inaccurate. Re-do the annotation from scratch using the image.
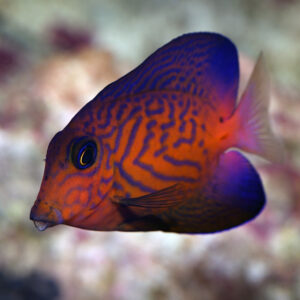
[30,198,63,231]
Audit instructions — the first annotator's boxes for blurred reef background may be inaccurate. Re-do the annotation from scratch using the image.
[0,0,300,299]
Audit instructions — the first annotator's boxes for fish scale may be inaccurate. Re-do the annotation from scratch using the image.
[30,32,282,233]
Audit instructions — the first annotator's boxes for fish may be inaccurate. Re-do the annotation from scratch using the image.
[30,32,283,234]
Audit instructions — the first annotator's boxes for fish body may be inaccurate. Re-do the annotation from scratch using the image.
[30,32,282,233]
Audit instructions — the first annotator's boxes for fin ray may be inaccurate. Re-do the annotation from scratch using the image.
[113,184,186,208]
[234,54,284,163]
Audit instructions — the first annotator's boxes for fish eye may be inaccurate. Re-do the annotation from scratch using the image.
[71,139,97,170]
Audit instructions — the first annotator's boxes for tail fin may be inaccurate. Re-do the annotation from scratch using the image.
[234,54,283,163]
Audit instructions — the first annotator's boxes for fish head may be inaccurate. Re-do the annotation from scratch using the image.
[30,105,118,231]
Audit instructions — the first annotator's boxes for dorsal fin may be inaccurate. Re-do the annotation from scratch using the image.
[95,32,239,118]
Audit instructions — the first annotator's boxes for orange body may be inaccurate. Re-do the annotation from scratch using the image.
[30,33,281,233]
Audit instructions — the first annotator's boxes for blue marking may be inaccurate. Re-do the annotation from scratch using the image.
[179,120,186,132]
[192,109,198,116]
[157,53,173,63]
[137,131,155,160]
[145,98,164,117]
[110,70,142,98]
[173,118,196,148]
[54,208,63,224]
[133,58,177,93]
[144,131,155,145]
[168,102,174,119]
[146,106,164,117]
[117,103,128,121]
[114,127,123,153]
[99,126,116,139]
[196,61,204,68]
[201,123,206,131]
[163,154,202,171]
[193,45,216,61]
[113,181,124,191]
[129,105,142,118]
[97,107,103,121]
[96,188,109,202]
[99,34,218,99]
[186,83,192,94]
[198,139,204,147]
[98,101,117,129]
[115,162,155,193]
[97,33,239,122]
[84,106,94,126]
[85,126,96,136]
[160,75,176,89]
[100,175,113,184]
[113,106,141,153]
[161,120,175,130]
[179,98,191,120]
[146,119,157,130]
[146,97,154,107]
[105,144,113,169]
[150,67,181,90]
[120,116,143,162]
[192,41,217,57]
[64,185,92,207]
[134,159,196,183]
[154,146,168,157]
[160,132,169,144]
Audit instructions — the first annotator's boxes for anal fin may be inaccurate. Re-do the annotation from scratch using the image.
[199,150,266,232]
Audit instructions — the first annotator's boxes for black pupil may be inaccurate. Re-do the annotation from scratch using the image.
[81,146,94,165]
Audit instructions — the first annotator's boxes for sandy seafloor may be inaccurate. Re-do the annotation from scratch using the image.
[0,1,299,299]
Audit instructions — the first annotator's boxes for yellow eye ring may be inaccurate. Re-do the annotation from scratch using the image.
[79,149,88,166]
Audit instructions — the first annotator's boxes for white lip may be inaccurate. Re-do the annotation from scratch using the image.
[33,220,49,231]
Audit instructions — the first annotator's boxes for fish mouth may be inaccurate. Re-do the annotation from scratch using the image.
[33,220,52,231]
[30,204,63,231]
[31,216,57,231]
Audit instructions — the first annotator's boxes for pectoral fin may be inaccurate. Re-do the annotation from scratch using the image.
[113,183,186,208]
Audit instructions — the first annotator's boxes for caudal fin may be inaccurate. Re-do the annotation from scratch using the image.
[234,54,283,163]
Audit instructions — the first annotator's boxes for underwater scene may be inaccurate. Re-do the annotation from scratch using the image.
[0,1,299,299]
